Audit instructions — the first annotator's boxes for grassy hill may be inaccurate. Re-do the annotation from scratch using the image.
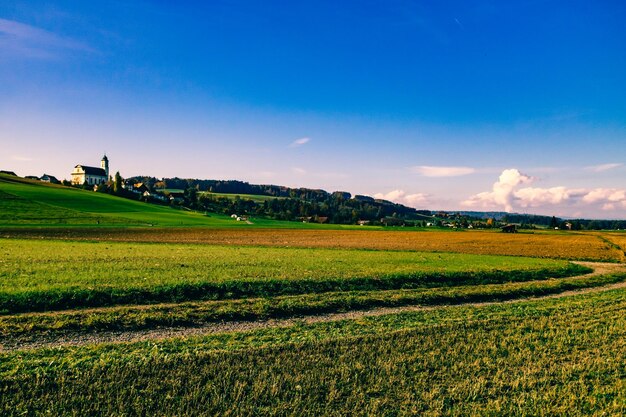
[0,174,252,227]
[0,174,361,228]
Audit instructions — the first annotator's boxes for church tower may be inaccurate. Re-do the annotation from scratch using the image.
[101,154,109,179]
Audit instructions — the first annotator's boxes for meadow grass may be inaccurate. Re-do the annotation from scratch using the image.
[0,270,620,337]
[201,191,286,203]
[2,288,625,416]
[0,238,585,313]
[0,176,237,227]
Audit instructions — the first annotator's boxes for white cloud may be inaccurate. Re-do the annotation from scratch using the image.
[404,193,430,206]
[514,186,583,208]
[585,163,623,173]
[289,137,310,148]
[373,189,430,208]
[410,165,475,177]
[291,167,307,175]
[463,168,626,215]
[582,189,626,204]
[462,169,533,211]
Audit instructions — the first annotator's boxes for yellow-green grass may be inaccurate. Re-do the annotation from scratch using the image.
[0,239,586,313]
[1,270,621,337]
[1,288,625,415]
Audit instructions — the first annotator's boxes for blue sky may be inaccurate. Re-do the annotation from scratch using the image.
[1,1,625,218]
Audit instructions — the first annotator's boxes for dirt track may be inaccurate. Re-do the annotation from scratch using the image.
[2,262,625,352]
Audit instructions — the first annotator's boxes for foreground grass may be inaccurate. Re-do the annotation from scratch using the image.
[0,238,585,313]
[2,289,625,416]
[1,270,620,337]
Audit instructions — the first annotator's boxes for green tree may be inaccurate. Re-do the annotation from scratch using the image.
[549,216,558,229]
[113,171,122,194]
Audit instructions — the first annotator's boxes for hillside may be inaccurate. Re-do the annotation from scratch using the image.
[0,174,372,229]
[0,174,248,227]
[128,175,434,225]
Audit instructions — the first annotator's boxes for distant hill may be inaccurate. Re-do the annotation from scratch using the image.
[0,174,243,227]
[126,175,434,225]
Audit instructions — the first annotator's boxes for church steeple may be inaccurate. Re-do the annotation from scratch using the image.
[101,154,109,179]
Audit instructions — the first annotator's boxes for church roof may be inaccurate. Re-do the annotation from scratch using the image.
[75,165,107,176]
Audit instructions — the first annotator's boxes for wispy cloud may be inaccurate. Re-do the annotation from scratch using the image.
[584,163,623,173]
[292,167,307,175]
[410,165,475,177]
[11,155,33,161]
[0,18,92,59]
[289,137,310,148]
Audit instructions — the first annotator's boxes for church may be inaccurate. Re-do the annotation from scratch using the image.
[71,155,110,185]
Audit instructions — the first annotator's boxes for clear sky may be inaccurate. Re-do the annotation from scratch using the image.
[1,1,625,218]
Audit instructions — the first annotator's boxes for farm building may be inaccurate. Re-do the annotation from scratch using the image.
[71,155,109,185]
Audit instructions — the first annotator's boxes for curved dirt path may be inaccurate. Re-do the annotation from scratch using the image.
[2,262,625,352]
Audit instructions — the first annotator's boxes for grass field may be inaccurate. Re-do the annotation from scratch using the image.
[3,226,623,261]
[0,175,236,227]
[2,288,625,416]
[0,238,586,313]
[201,191,284,203]
[2,268,622,338]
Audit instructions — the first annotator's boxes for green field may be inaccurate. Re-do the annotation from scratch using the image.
[201,191,284,203]
[0,175,235,227]
[2,268,621,338]
[2,289,625,416]
[0,238,587,313]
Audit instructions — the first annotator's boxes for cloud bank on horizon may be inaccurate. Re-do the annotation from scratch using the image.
[374,166,626,218]
[461,168,626,215]
[373,190,430,207]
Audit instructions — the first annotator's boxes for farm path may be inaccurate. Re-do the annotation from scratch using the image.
[2,261,626,352]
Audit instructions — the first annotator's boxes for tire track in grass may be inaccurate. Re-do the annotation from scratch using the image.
[2,262,625,352]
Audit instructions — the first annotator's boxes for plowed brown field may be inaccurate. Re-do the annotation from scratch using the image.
[1,227,622,261]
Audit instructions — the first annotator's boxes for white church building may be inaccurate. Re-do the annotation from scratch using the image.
[71,155,110,185]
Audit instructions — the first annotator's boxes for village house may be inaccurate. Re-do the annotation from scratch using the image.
[40,174,60,184]
[71,155,109,186]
